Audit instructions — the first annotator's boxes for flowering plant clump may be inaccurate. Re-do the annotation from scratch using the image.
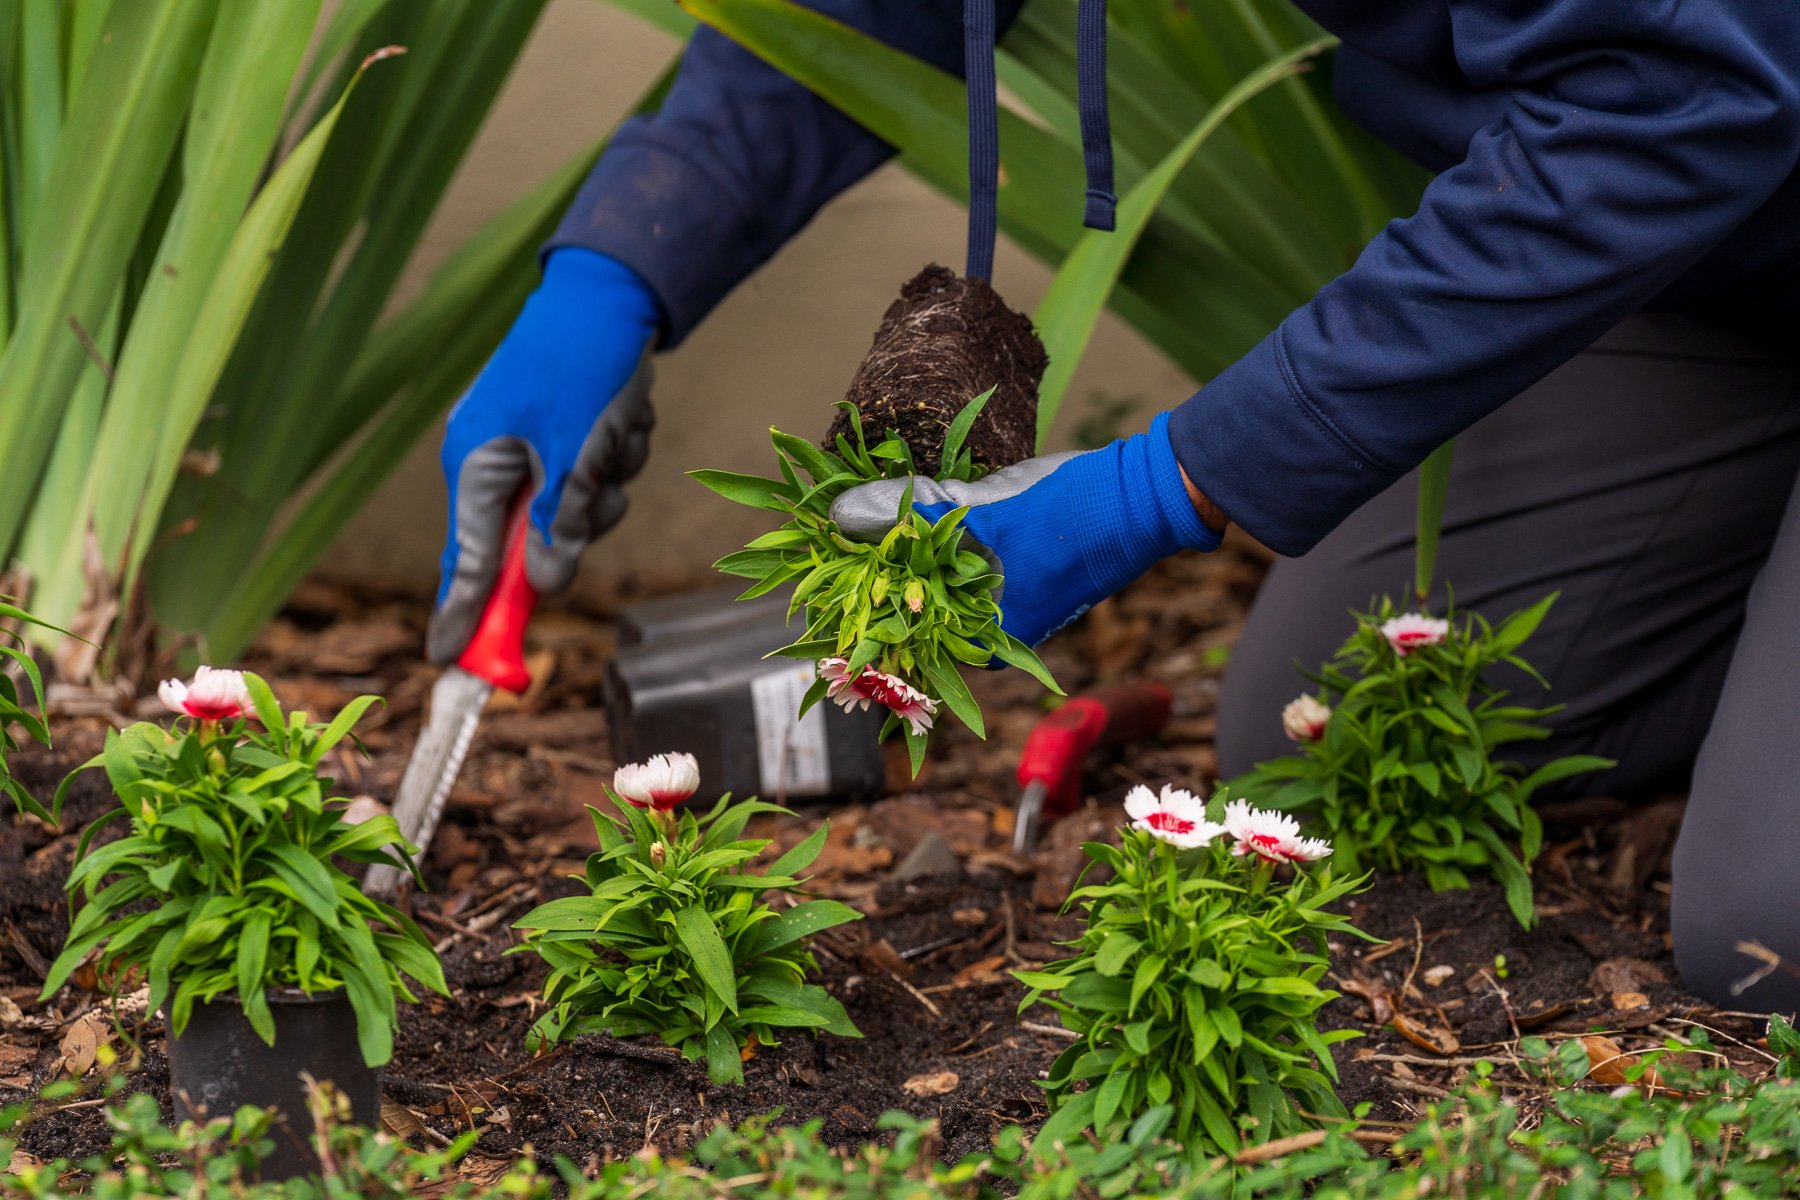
[40,671,444,1067]
[1230,595,1612,927]
[692,390,1058,774]
[512,756,862,1084]
[1016,786,1368,1159]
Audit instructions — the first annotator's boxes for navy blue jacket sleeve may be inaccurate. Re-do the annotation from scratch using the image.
[1169,0,1800,557]
[550,1,1024,346]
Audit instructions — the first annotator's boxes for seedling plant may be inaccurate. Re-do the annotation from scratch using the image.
[40,669,445,1067]
[693,390,1058,774]
[513,753,862,1084]
[1231,595,1611,926]
[1016,785,1369,1158]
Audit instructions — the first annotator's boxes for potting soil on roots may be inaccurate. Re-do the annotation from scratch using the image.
[824,264,1046,475]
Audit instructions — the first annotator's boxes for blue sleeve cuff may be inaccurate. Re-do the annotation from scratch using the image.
[1146,411,1220,554]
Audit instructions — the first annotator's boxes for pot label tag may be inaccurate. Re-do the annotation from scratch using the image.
[751,663,833,797]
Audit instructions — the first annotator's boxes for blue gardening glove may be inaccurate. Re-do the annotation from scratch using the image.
[429,249,661,662]
[829,412,1221,649]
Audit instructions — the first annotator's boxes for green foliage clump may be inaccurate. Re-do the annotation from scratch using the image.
[1230,595,1611,927]
[9,1025,1800,1197]
[512,790,862,1085]
[1016,809,1370,1159]
[41,675,444,1067]
[692,391,1057,774]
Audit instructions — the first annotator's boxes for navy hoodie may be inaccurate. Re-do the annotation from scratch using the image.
[550,0,1800,555]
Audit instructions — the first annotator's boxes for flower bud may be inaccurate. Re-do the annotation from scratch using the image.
[1281,694,1331,742]
[870,574,891,604]
[650,841,666,869]
[903,579,925,613]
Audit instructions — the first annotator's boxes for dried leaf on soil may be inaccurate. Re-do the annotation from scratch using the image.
[1581,1034,1665,1090]
[1391,1011,1460,1055]
[1338,974,1395,1025]
[56,1012,108,1078]
[952,955,1009,987]
[381,1099,432,1141]
[902,1070,959,1097]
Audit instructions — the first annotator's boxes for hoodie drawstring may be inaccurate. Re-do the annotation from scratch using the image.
[963,0,1115,281]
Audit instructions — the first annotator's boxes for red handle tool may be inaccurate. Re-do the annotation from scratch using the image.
[1014,681,1173,851]
[455,491,539,695]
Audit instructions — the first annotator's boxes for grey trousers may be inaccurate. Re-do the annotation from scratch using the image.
[1214,312,1800,1013]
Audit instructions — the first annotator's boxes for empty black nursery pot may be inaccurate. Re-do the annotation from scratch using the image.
[167,988,381,1181]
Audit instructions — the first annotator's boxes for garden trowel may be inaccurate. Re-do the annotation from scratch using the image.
[1011,681,1174,853]
[365,496,538,899]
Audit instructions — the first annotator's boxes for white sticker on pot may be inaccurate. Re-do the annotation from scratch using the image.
[751,663,832,797]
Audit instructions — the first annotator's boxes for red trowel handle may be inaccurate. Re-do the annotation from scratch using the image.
[1017,681,1174,821]
[456,491,539,694]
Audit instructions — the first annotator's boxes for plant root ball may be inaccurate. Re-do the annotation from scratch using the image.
[825,264,1047,475]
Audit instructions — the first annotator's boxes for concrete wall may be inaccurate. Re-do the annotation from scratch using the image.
[321,0,1197,604]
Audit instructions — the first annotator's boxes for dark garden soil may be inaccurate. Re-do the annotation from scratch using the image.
[825,264,1047,474]
[0,540,1775,1183]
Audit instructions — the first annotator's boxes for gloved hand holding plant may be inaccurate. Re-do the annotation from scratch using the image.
[695,391,1060,774]
[697,267,1219,773]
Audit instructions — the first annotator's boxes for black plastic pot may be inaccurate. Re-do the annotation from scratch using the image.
[167,987,381,1181]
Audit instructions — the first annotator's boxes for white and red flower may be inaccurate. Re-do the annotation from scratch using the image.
[818,658,938,735]
[1380,612,1449,657]
[613,752,701,811]
[1282,694,1331,742]
[1123,784,1225,850]
[158,666,252,721]
[1222,799,1331,864]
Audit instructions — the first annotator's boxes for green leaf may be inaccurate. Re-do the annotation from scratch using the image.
[742,977,860,1037]
[744,899,861,959]
[312,694,382,762]
[735,1004,832,1029]
[1413,441,1454,602]
[1094,932,1141,978]
[703,1021,744,1085]
[688,468,794,512]
[263,843,342,929]
[1063,971,1131,1012]
[1093,1070,1130,1136]
[237,911,274,1045]
[674,905,738,1013]
[1516,755,1613,803]
[765,824,829,878]
[1491,592,1559,657]
[937,386,995,467]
